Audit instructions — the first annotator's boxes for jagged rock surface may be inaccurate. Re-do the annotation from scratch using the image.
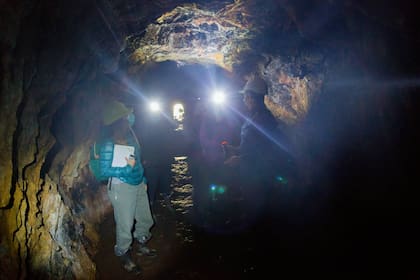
[0,0,416,279]
[0,0,121,278]
[127,2,254,71]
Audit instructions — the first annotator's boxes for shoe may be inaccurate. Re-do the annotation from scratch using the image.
[136,243,157,257]
[118,252,142,274]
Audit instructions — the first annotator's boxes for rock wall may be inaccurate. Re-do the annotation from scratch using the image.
[0,0,122,278]
[0,0,417,279]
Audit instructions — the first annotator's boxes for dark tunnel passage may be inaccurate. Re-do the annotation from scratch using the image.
[1,0,419,279]
[90,61,419,279]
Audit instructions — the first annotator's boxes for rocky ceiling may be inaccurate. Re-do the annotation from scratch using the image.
[100,0,327,125]
[108,0,416,124]
[0,0,417,278]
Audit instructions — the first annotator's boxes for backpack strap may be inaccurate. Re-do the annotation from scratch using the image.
[129,126,141,148]
[93,142,100,159]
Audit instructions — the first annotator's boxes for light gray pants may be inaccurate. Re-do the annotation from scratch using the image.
[108,179,154,256]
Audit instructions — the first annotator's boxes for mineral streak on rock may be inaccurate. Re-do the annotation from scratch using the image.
[262,55,324,124]
[128,2,255,71]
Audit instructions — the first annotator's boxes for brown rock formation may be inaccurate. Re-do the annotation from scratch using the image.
[0,0,417,279]
[128,2,254,72]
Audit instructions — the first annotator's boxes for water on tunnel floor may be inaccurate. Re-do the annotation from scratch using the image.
[95,150,268,279]
[94,150,330,279]
[94,138,404,279]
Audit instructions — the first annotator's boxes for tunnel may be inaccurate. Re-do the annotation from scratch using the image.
[0,0,419,279]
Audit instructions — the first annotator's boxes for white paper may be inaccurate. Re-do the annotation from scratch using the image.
[111,144,135,167]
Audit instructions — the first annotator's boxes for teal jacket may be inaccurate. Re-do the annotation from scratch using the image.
[98,135,145,186]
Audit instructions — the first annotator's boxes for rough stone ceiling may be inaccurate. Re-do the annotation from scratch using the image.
[113,0,326,124]
[0,0,417,279]
[127,1,254,71]
[117,0,417,69]
[107,0,416,124]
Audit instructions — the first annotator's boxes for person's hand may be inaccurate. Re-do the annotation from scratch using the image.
[224,155,240,167]
[222,144,233,153]
[222,144,238,157]
[126,156,136,167]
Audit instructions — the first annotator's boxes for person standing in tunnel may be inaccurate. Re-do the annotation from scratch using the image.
[192,105,239,224]
[223,75,291,221]
[97,101,156,274]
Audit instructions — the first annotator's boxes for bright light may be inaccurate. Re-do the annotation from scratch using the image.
[209,184,225,194]
[173,103,184,121]
[211,90,226,105]
[149,101,161,112]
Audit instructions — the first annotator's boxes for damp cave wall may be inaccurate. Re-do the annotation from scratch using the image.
[0,0,419,279]
[0,0,126,278]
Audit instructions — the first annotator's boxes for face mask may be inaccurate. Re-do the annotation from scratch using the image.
[127,113,135,127]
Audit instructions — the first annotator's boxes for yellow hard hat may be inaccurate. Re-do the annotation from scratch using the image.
[102,100,133,126]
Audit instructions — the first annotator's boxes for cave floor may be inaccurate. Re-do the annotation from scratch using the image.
[94,155,314,279]
[94,155,270,280]
[95,198,191,280]
[94,156,416,279]
[94,191,400,280]
[94,190,321,280]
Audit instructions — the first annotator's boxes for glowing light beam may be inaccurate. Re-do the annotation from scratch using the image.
[211,90,227,105]
[227,105,294,157]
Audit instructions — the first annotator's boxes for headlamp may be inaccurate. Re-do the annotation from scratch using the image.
[211,90,226,105]
[149,101,161,112]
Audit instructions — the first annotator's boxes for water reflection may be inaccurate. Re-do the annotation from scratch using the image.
[170,156,194,243]
[170,154,253,238]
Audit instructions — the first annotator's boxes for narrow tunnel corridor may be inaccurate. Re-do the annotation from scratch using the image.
[93,149,322,279]
[1,0,419,279]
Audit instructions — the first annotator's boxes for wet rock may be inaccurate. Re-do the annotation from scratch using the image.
[127,2,255,71]
[1,0,417,279]
[261,55,325,124]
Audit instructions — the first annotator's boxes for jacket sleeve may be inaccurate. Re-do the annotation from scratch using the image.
[98,140,135,178]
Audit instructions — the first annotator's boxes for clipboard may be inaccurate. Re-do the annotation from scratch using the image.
[112,144,135,167]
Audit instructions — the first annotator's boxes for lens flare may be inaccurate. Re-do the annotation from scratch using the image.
[211,90,226,105]
[276,175,288,185]
[149,101,161,112]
